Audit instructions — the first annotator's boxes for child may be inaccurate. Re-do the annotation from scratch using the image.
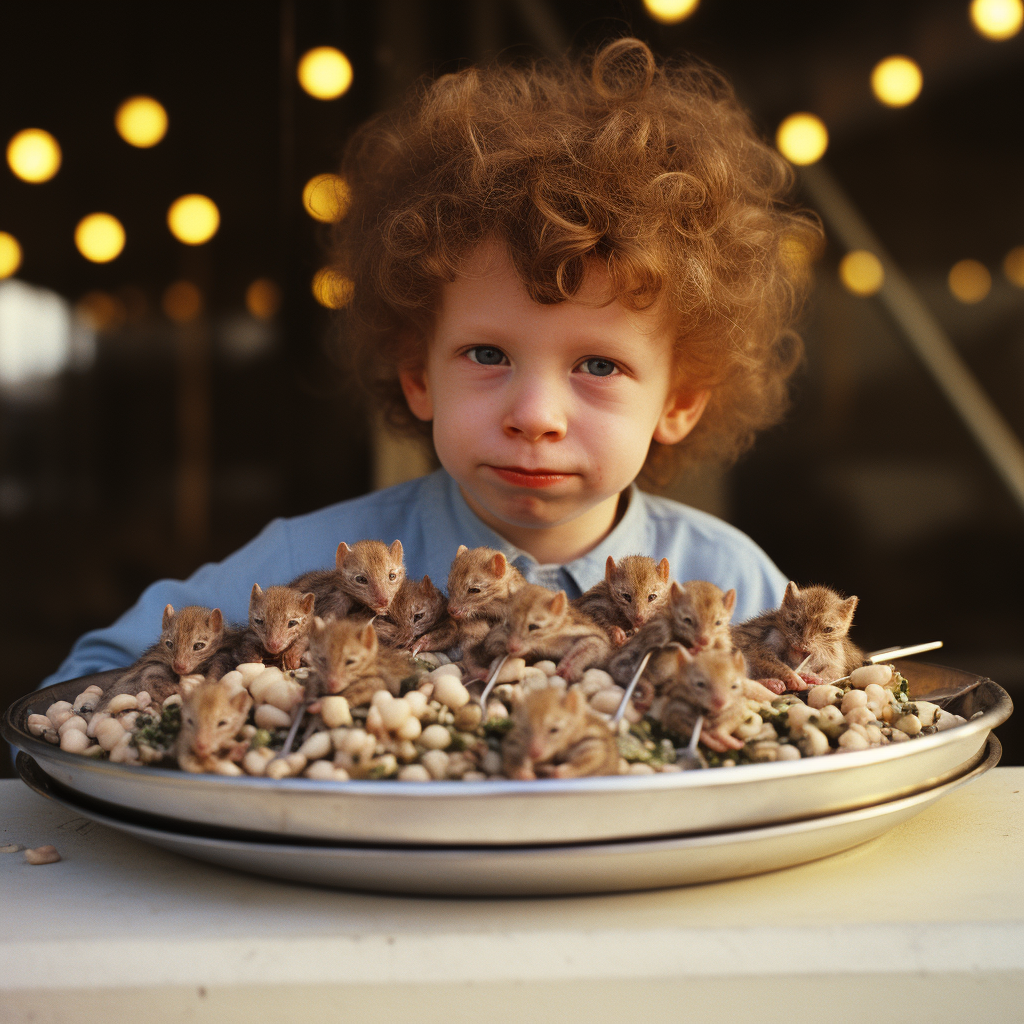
[44,38,819,685]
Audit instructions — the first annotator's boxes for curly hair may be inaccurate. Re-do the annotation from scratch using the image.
[331,38,821,481]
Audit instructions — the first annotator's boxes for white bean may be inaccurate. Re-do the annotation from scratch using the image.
[893,714,922,736]
[118,712,139,730]
[496,657,527,683]
[380,698,412,731]
[249,667,284,702]
[864,683,890,705]
[786,703,817,730]
[628,762,656,775]
[807,684,843,709]
[254,704,293,730]
[218,672,244,693]
[913,701,942,727]
[371,690,394,708]
[397,764,431,782]
[735,712,763,740]
[339,729,370,756]
[162,694,183,708]
[305,759,339,780]
[845,706,876,726]
[106,694,138,715]
[850,664,893,689]
[797,724,830,757]
[589,688,626,715]
[46,703,74,728]
[534,660,558,676]
[242,748,275,775]
[838,728,870,750]
[95,718,127,752]
[521,667,550,691]
[298,732,332,761]
[235,662,267,684]
[365,706,385,736]
[420,749,450,780]
[817,705,845,729]
[485,700,508,719]
[27,714,53,737]
[420,724,452,749]
[579,668,614,695]
[60,729,91,753]
[264,678,303,712]
[404,691,428,717]
[432,676,470,710]
[840,690,868,714]
[935,709,961,731]
[73,691,98,713]
[58,716,88,736]
[776,743,802,761]
[86,711,110,738]
[320,696,352,728]
[427,663,463,681]
[396,716,422,740]
[108,736,138,763]
[24,845,61,865]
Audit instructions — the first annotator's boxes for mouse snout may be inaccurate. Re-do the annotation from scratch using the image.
[528,739,545,760]
[447,604,464,621]
[173,659,189,675]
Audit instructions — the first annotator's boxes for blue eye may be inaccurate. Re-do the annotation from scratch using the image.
[578,358,617,377]
[467,346,507,366]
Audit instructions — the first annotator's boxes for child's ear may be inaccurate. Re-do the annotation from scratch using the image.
[652,388,710,445]
[398,361,433,422]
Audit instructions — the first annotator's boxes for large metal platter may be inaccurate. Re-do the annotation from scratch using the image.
[3,661,1012,847]
[16,737,1001,896]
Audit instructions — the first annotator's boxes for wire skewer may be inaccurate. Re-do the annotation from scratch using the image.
[477,654,509,712]
[612,649,654,727]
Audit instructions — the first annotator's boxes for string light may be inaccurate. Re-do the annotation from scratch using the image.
[246,278,282,319]
[642,0,699,24]
[297,47,353,99]
[870,56,923,107]
[302,173,351,223]
[167,194,220,245]
[312,268,354,309]
[75,214,126,263]
[948,259,991,303]
[163,281,203,323]
[970,0,1023,39]
[776,113,828,165]
[77,291,126,332]
[839,250,885,296]
[0,233,22,279]
[7,129,61,183]
[1003,246,1024,287]
[115,96,168,148]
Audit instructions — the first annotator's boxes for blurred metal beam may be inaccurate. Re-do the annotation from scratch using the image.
[801,162,1024,518]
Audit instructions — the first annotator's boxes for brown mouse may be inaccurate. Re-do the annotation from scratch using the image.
[479,584,612,683]
[290,539,406,621]
[731,581,862,693]
[235,584,316,670]
[176,678,253,774]
[374,575,458,653]
[572,554,672,644]
[501,687,620,780]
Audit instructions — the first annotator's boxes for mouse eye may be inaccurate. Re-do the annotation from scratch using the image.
[389,572,397,581]
[823,626,834,633]
[193,641,205,651]
[254,617,264,626]
[218,719,228,727]
[345,657,357,666]
[683,617,693,626]
[528,623,540,631]
[467,586,481,595]
[288,619,299,628]
[715,619,722,626]
[695,680,705,688]
[648,593,656,602]
[549,725,560,734]
[620,592,632,603]
[355,575,368,585]
[413,612,424,621]
[165,640,173,648]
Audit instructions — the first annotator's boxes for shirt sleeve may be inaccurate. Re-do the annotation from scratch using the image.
[40,517,300,687]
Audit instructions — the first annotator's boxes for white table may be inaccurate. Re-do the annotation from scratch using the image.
[1,770,1022,1023]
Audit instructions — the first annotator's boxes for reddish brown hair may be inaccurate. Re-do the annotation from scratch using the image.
[332,38,820,479]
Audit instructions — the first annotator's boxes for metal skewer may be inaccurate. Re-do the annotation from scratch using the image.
[865,641,943,663]
[675,713,706,770]
[477,654,509,712]
[612,650,654,727]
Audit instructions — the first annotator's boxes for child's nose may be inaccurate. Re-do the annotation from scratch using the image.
[502,380,568,442]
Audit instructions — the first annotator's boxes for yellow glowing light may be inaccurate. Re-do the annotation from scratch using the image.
[970,0,1023,39]
[77,291,126,332]
[311,267,354,309]
[839,250,885,297]
[7,128,62,183]
[1004,246,1024,287]
[163,281,203,323]
[302,173,351,223]
[246,278,282,320]
[776,113,828,166]
[0,232,22,279]
[298,47,353,100]
[74,213,126,263]
[870,56,922,107]
[115,96,168,148]
[948,259,991,303]
[167,194,220,245]
[642,0,700,24]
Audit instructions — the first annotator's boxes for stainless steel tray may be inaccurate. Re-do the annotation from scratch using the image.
[3,661,1012,847]
[16,736,1001,896]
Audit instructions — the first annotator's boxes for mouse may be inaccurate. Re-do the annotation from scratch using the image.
[235,584,316,670]
[374,575,458,653]
[176,677,253,775]
[290,539,406,621]
[571,554,672,645]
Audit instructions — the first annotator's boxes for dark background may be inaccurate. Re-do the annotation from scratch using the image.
[1,0,1021,771]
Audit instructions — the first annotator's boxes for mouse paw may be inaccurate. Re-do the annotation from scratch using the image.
[798,672,824,688]
[758,677,787,695]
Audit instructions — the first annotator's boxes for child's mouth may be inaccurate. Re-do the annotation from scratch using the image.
[488,466,573,488]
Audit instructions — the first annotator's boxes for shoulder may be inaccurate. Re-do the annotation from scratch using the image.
[635,490,787,619]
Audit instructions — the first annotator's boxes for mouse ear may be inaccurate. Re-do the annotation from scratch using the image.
[162,604,176,630]
[313,616,326,631]
[389,539,404,562]
[604,555,616,582]
[671,642,695,666]
[230,689,252,713]
[839,595,858,626]
[360,621,378,652]
[669,580,686,601]
[657,557,670,583]
[490,552,508,578]
[300,592,316,616]
[783,581,800,606]
[548,591,567,615]
[731,650,746,674]
[335,542,351,568]
[722,589,736,616]
[250,583,263,602]
[208,608,223,632]
[562,687,583,713]
[456,544,468,556]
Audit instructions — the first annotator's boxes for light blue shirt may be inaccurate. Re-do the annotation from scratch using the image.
[44,469,788,685]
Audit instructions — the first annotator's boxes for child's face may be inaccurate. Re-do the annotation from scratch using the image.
[400,243,707,548]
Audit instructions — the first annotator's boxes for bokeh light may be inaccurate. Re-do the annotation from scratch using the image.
[163,281,203,323]
[1003,246,1024,287]
[870,56,923,107]
[167,194,220,245]
[74,214,126,263]
[7,128,61,183]
[246,278,282,319]
[776,113,828,165]
[970,0,1023,39]
[642,0,699,24]
[948,259,991,303]
[115,96,168,148]
[77,291,127,332]
[302,173,351,223]
[312,268,354,309]
[0,233,22,279]
[839,250,885,296]
[297,47,353,99]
